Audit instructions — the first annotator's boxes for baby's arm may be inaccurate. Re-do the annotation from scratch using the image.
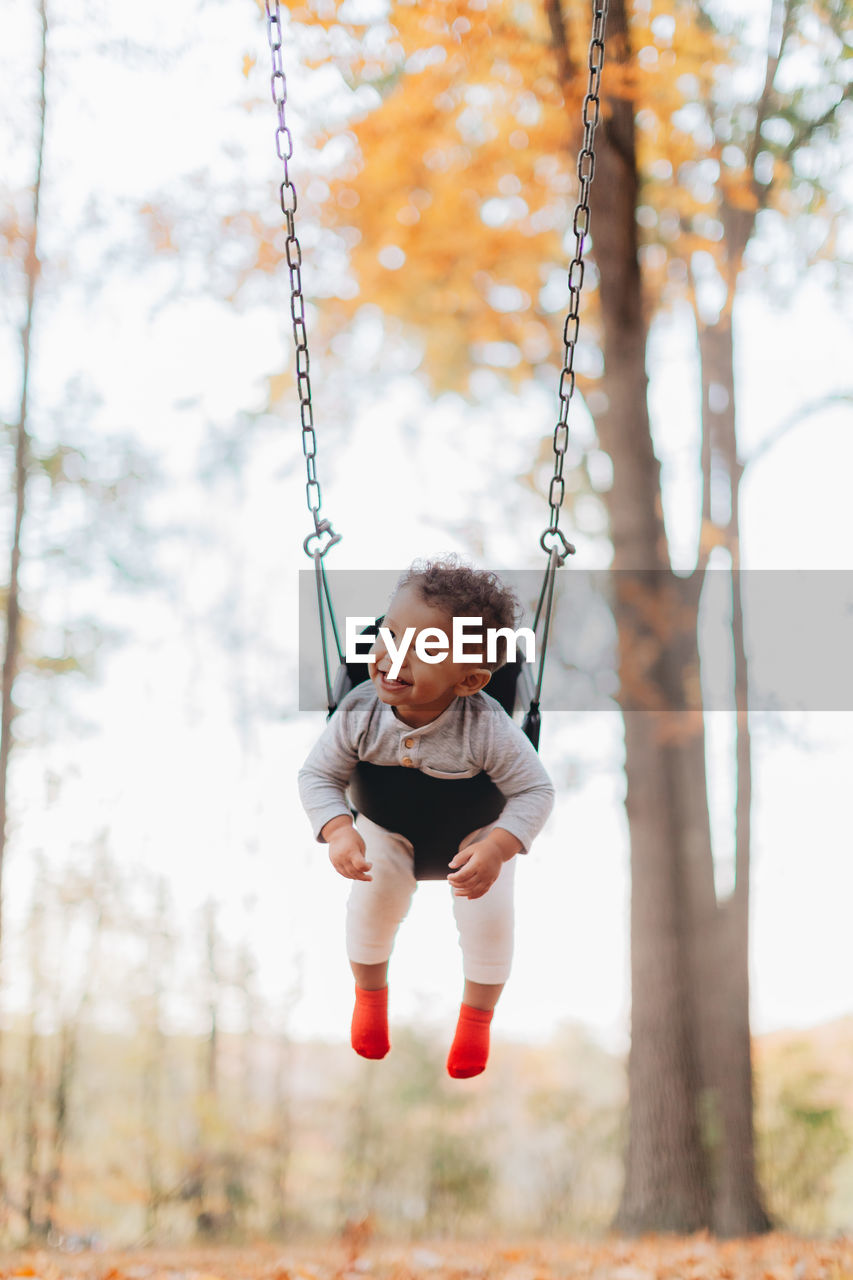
[298,689,383,881]
[447,707,555,899]
[476,707,557,853]
[298,692,363,843]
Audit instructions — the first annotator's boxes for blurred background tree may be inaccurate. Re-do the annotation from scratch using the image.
[240,0,852,1236]
[756,1038,850,1234]
[1,0,156,1226]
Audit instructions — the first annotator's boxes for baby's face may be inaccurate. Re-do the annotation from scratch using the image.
[369,585,491,727]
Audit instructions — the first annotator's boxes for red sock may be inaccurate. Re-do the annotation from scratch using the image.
[447,1003,493,1079]
[351,985,390,1060]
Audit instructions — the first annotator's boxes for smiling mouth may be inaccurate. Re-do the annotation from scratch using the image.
[378,672,410,690]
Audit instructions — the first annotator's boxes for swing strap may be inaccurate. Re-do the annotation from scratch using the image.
[312,550,344,712]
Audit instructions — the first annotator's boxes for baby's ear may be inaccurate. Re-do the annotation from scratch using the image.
[457,668,492,696]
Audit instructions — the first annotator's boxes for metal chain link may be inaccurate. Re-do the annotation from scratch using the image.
[541,0,609,564]
[265,1,340,560]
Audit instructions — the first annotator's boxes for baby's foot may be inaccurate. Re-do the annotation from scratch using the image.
[351,985,390,1059]
[446,1003,493,1078]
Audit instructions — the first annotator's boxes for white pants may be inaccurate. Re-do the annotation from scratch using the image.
[346,813,515,985]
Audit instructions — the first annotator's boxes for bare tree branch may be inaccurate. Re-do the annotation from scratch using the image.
[783,81,853,163]
[745,391,853,468]
[543,0,577,91]
[748,0,797,171]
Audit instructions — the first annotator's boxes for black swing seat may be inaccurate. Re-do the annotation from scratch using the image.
[331,619,537,880]
[349,764,507,881]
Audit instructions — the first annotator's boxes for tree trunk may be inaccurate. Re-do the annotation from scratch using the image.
[696,317,771,1234]
[142,880,172,1238]
[269,1028,293,1236]
[204,898,220,1097]
[549,0,772,1231]
[44,893,104,1232]
[0,0,48,1222]
[43,1020,74,1231]
[23,1015,43,1236]
[1,0,47,937]
[573,0,710,1230]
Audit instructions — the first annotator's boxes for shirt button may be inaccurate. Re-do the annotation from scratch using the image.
[404,737,415,748]
[402,756,414,767]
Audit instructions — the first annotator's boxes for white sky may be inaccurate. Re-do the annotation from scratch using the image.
[1,0,852,1053]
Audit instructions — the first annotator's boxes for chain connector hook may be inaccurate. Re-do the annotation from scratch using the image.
[540,528,576,565]
[303,519,342,559]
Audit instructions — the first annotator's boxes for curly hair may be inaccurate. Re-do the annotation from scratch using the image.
[394,555,521,671]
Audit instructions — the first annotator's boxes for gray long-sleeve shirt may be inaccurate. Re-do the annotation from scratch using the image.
[298,681,556,852]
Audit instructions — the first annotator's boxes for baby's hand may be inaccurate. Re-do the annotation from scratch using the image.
[327,824,372,881]
[447,839,504,900]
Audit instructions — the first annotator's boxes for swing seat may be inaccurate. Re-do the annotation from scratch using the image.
[349,762,507,880]
[331,619,533,880]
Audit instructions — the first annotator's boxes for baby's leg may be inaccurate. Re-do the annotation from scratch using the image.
[451,851,516,989]
[447,853,516,1078]
[346,814,417,1059]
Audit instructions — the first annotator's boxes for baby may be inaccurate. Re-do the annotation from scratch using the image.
[298,557,555,1078]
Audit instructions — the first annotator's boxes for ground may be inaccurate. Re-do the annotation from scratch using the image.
[0,1235,851,1280]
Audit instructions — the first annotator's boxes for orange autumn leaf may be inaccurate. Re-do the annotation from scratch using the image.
[11,1237,853,1280]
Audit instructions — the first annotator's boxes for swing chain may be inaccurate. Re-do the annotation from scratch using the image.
[541,0,608,563]
[265,1,340,559]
